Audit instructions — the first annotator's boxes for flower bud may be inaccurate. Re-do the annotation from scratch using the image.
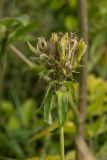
[76,39,87,62]
[37,37,47,52]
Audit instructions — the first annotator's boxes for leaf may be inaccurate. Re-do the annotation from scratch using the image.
[15,14,30,26]
[0,15,29,28]
[9,21,37,42]
[8,138,25,158]
[20,99,36,126]
[64,16,77,31]
[27,155,60,160]
[0,18,16,27]
[41,82,54,108]
[38,81,54,114]
[50,0,65,10]
[86,116,107,137]
[0,132,24,158]
[64,121,76,134]
[90,32,107,65]
[66,151,75,160]
[1,101,14,117]
[7,116,21,130]
[65,81,77,104]
[99,142,107,156]
[56,91,68,127]
[44,93,53,124]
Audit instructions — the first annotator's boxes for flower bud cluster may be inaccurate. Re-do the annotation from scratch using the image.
[28,32,87,79]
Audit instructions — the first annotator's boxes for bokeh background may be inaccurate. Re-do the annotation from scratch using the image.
[0,0,107,159]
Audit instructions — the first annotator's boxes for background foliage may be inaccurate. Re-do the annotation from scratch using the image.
[0,0,107,159]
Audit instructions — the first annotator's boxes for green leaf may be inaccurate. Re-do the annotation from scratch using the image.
[44,93,53,124]
[7,116,21,130]
[64,122,77,135]
[99,142,107,156]
[9,21,37,42]
[15,14,30,26]
[0,18,16,27]
[1,101,14,117]
[65,81,77,104]
[50,0,65,10]
[56,91,68,127]
[86,116,107,137]
[40,82,54,112]
[64,16,77,31]
[20,99,36,126]
[8,138,25,158]
[0,15,29,28]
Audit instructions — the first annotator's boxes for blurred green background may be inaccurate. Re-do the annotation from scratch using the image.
[0,0,107,159]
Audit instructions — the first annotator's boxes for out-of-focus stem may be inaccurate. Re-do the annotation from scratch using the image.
[9,45,34,68]
[60,127,65,160]
[28,122,58,144]
[78,0,88,137]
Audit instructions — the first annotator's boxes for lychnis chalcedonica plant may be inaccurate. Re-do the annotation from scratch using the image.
[28,32,87,160]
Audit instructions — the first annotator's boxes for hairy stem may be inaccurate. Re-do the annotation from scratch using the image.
[60,127,65,160]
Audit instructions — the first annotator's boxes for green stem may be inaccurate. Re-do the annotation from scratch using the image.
[60,127,65,160]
